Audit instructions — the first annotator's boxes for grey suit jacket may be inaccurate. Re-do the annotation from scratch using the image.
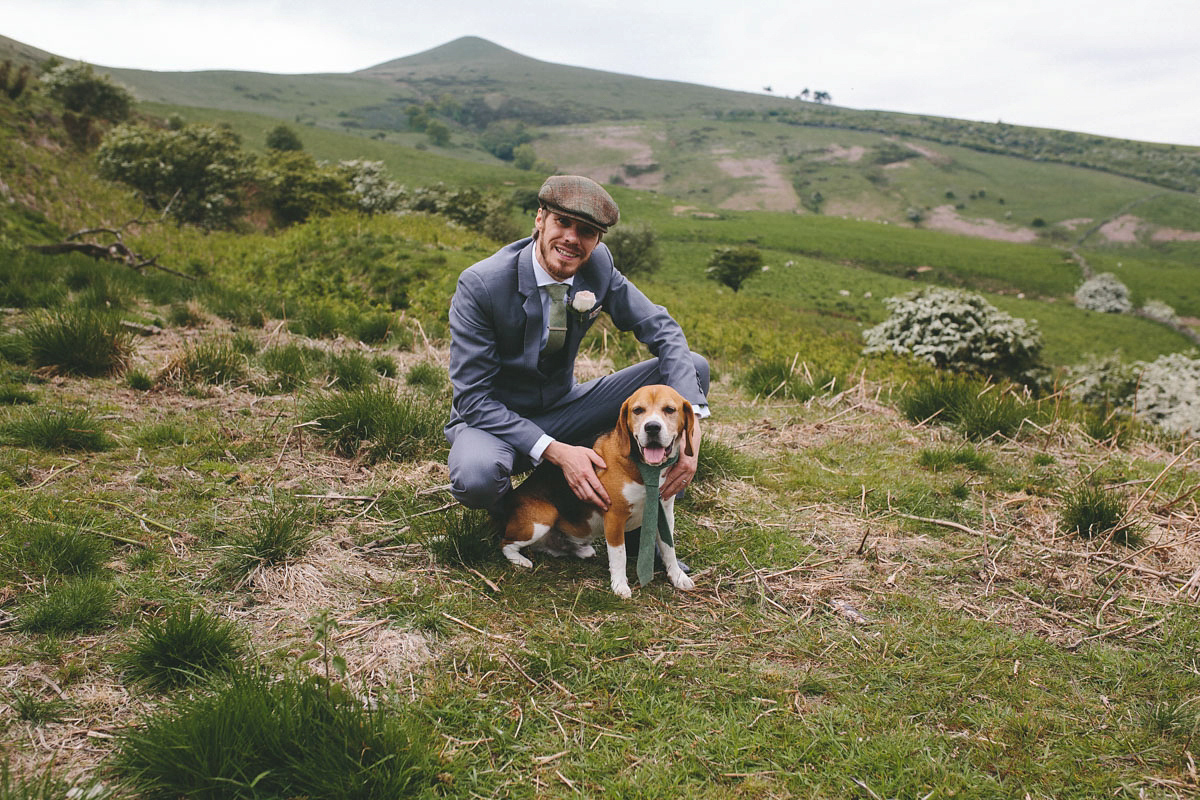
[446,237,705,455]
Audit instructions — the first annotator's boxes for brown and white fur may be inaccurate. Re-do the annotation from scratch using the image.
[501,384,697,598]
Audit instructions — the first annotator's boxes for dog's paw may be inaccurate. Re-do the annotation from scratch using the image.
[574,545,596,560]
[502,544,533,569]
[669,571,695,591]
[611,579,632,599]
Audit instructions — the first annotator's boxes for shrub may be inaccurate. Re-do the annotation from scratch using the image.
[1132,352,1200,437]
[1074,273,1132,313]
[605,225,662,277]
[255,150,353,227]
[1140,299,1178,324]
[96,123,253,228]
[1,407,111,451]
[40,62,132,121]
[24,308,134,376]
[863,287,1042,382]
[115,673,441,799]
[340,159,405,214]
[304,385,446,462]
[265,123,304,152]
[705,246,764,292]
[121,606,245,690]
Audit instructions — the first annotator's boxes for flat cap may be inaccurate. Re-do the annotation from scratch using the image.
[537,175,619,233]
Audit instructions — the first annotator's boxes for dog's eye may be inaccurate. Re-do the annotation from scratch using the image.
[664,406,676,415]
[631,406,645,415]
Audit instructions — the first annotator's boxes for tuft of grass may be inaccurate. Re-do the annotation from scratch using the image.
[0,382,36,405]
[739,359,837,401]
[405,361,447,393]
[258,342,325,393]
[124,368,155,390]
[11,524,110,580]
[212,505,315,584]
[694,436,756,483]
[17,576,115,634]
[900,376,1041,441]
[899,374,977,425]
[304,385,446,462]
[371,353,398,378]
[121,606,246,690]
[0,762,78,800]
[917,445,991,473]
[167,302,207,328]
[159,338,249,386]
[4,689,67,725]
[0,407,111,452]
[422,507,496,567]
[327,350,377,389]
[115,672,442,800]
[1082,406,1136,447]
[351,310,394,344]
[1059,484,1141,546]
[23,308,134,377]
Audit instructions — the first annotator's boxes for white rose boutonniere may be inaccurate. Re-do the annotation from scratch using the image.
[570,290,600,320]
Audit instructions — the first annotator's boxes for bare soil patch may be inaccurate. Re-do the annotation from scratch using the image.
[1098,214,1141,243]
[715,156,800,212]
[814,144,866,163]
[925,205,1039,243]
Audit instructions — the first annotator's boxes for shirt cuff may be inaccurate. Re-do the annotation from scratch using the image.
[530,434,555,464]
[694,404,711,419]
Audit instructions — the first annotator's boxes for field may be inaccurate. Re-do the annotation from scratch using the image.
[2,41,1200,799]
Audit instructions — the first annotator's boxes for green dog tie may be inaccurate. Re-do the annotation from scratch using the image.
[634,450,679,588]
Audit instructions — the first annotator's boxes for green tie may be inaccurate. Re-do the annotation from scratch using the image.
[544,283,568,356]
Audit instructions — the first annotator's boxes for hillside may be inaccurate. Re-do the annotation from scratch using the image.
[7,33,1192,238]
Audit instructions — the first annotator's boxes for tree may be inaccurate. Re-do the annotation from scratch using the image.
[813,90,832,104]
[40,62,132,121]
[605,225,662,277]
[96,123,254,228]
[255,150,353,227]
[425,120,451,147]
[706,246,764,292]
[265,124,304,152]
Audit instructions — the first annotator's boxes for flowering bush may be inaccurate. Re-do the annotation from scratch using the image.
[1139,299,1178,324]
[340,160,405,215]
[863,287,1042,381]
[1075,273,1132,313]
[1133,352,1200,437]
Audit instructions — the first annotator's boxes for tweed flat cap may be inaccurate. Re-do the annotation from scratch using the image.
[537,175,620,232]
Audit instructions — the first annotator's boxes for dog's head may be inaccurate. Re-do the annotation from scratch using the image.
[615,384,695,467]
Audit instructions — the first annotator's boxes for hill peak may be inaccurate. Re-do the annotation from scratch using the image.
[357,36,534,73]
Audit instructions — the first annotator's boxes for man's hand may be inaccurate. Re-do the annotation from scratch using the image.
[661,420,701,499]
[544,441,610,510]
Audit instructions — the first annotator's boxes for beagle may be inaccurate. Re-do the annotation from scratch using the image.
[501,384,697,598]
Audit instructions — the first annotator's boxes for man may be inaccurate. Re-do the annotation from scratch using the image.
[446,175,709,521]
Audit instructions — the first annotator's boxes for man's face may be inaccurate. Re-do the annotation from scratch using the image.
[535,208,601,281]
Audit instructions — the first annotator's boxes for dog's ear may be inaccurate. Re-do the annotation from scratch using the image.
[681,398,696,458]
[614,396,634,457]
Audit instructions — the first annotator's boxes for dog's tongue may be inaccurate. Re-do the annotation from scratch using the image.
[643,445,666,465]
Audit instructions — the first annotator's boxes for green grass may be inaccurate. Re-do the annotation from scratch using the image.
[212,505,315,585]
[115,672,442,800]
[5,523,110,581]
[120,606,246,690]
[303,385,446,462]
[160,338,249,386]
[0,406,112,451]
[17,576,115,634]
[1059,484,1141,545]
[23,307,134,377]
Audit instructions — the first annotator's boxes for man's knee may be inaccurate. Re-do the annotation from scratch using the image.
[449,458,511,512]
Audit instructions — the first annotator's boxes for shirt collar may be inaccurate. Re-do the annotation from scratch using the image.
[531,246,575,289]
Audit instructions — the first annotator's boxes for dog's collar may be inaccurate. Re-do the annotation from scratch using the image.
[634,450,679,588]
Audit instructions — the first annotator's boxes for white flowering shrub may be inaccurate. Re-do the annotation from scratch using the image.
[339,160,406,215]
[1133,353,1200,437]
[1139,300,1178,325]
[863,287,1042,380]
[1075,273,1132,313]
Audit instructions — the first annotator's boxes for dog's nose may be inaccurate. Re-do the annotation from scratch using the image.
[644,420,662,438]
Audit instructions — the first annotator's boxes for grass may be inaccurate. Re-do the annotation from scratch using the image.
[211,505,315,585]
[303,385,446,461]
[23,308,134,377]
[258,342,325,393]
[17,576,115,634]
[1060,483,1141,545]
[159,338,249,386]
[5,523,110,580]
[120,606,246,690]
[0,407,111,451]
[114,672,442,800]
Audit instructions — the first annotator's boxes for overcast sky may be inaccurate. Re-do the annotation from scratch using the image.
[6,0,1198,146]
